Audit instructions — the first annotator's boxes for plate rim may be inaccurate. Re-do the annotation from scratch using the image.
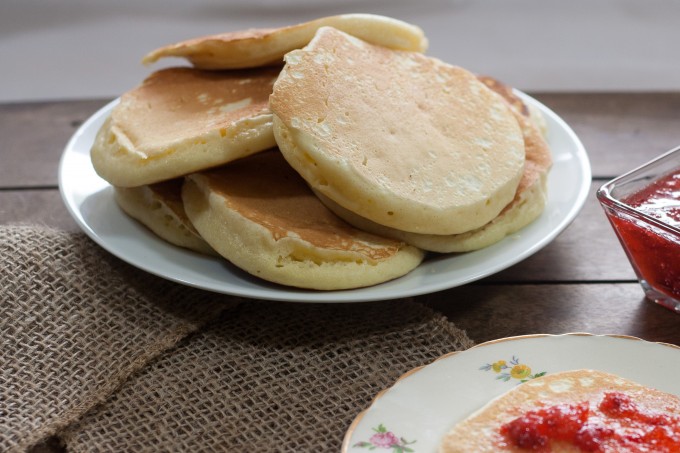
[341,332,680,452]
[58,93,591,303]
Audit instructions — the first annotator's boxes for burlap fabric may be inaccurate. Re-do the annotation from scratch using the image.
[0,225,236,452]
[2,225,474,451]
[63,300,473,451]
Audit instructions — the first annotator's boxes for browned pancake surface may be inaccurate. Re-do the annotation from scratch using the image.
[114,67,278,152]
[202,151,402,261]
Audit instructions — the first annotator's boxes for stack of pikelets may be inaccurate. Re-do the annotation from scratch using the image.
[91,14,552,291]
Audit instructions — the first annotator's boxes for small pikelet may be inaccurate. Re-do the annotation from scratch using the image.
[91,66,278,187]
[114,180,215,256]
[142,13,428,69]
[270,27,526,236]
[314,83,552,253]
[181,149,425,290]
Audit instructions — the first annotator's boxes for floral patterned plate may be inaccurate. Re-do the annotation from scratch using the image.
[342,333,680,452]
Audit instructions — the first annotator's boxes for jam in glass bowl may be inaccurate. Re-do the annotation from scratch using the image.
[597,146,680,313]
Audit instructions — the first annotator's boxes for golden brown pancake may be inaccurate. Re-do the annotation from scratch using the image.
[114,179,215,255]
[142,14,428,69]
[439,369,680,452]
[181,149,424,290]
[91,66,278,187]
[270,27,525,236]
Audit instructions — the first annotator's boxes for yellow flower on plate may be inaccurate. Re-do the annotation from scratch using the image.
[492,360,506,373]
[510,364,531,379]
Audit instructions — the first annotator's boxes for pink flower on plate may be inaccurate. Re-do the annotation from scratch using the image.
[369,431,400,448]
[354,424,416,452]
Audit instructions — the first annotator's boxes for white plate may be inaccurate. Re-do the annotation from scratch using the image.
[58,94,590,302]
[342,333,680,452]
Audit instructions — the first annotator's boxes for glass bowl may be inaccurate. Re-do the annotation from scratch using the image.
[597,146,680,313]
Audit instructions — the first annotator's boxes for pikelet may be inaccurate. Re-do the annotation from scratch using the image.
[181,149,424,290]
[91,66,278,187]
[114,179,215,256]
[270,27,526,236]
[315,82,552,252]
[142,14,428,69]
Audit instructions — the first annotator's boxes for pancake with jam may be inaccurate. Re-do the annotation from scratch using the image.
[314,97,552,252]
[439,369,680,452]
[142,14,428,69]
[91,66,278,187]
[114,179,216,256]
[270,27,525,236]
[181,149,424,290]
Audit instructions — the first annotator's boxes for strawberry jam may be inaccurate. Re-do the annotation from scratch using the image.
[624,171,680,227]
[606,170,680,304]
[500,392,680,452]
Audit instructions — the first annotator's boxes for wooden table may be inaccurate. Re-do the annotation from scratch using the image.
[2,93,680,347]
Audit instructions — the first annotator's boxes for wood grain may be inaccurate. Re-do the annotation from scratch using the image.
[533,92,680,178]
[0,190,79,231]
[0,99,109,187]
[420,283,680,345]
